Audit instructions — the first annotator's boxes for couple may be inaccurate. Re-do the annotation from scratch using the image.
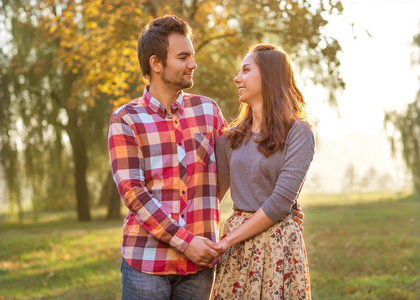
[108,15,314,300]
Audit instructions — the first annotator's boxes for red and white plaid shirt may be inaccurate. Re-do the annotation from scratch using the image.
[108,86,227,275]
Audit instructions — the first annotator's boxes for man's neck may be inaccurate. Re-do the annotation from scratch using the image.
[148,82,182,113]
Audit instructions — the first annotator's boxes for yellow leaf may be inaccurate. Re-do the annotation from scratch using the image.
[87,21,97,29]
[49,25,57,34]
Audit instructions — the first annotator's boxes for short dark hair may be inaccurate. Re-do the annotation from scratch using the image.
[137,15,192,78]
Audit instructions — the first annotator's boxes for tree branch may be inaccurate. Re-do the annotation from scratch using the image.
[144,0,157,17]
[50,90,68,129]
[195,32,237,52]
[189,0,198,21]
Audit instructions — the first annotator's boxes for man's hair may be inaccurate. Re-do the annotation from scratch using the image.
[137,15,192,78]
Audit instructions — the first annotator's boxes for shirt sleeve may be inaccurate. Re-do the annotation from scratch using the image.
[261,121,315,223]
[108,112,194,253]
[215,133,231,202]
[213,101,228,142]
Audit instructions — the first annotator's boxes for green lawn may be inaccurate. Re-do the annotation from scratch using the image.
[1,193,419,299]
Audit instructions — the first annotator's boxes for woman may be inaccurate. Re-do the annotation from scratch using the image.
[212,44,314,299]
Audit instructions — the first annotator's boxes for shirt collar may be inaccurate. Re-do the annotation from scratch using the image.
[143,85,185,118]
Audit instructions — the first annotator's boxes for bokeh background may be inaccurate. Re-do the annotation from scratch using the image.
[1,0,419,299]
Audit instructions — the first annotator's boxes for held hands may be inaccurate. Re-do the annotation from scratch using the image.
[214,237,231,256]
[185,207,304,266]
[184,236,222,266]
[292,204,305,231]
[189,206,305,264]
[214,206,304,255]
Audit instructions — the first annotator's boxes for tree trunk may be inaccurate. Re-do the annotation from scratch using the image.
[67,122,91,222]
[100,171,121,220]
[107,180,122,220]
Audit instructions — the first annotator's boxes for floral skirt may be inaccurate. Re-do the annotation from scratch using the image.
[212,211,311,300]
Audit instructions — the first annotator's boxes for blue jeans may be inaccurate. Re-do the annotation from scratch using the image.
[121,258,215,300]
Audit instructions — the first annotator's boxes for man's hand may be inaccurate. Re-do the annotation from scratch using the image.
[292,204,305,232]
[184,236,222,266]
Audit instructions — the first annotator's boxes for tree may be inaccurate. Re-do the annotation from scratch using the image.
[342,163,357,194]
[0,0,144,221]
[384,95,420,193]
[384,27,420,193]
[0,0,345,221]
[360,166,378,193]
[376,172,395,193]
[304,171,323,193]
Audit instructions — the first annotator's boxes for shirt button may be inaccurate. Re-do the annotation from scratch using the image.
[181,214,185,218]
[182,190,185,194]
[179,142,182,146]
[174,120,178,124]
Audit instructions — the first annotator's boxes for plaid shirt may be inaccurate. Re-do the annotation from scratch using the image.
[108,87,227,275]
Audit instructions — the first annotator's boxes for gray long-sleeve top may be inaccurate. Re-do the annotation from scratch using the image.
[215,119,315,223]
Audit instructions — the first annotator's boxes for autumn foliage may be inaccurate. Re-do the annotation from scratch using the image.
[0,0,344,221]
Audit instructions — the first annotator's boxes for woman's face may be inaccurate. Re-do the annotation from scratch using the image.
[233,53,263,106]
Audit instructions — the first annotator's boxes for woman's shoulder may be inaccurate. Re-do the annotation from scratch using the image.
[290,119,313,134]
[286,119,315,143]
[225,125,237,132]
[217,126,236,148]
[220,126,236,137]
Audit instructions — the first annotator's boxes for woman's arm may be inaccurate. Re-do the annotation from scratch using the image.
[215,134,231,202]
[216,121,314,253]
[260,121,315,223]
[216,207,274,253]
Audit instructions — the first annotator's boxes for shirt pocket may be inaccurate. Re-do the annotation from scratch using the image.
[194,132,215,166]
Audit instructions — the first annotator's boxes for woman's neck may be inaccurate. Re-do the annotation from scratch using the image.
[251,104,263,132]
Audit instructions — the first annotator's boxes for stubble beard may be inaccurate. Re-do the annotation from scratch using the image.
[162,68,193,90]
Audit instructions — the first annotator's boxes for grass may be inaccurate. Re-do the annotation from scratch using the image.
[0,193,419,299]
[301,193,420,299]
[0,214,122,300]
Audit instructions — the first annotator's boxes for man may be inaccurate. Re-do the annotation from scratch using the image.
[108,15,304,299]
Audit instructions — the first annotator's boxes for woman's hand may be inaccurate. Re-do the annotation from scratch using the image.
[215,237,232,255]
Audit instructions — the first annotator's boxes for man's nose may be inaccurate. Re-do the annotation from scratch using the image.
[189,58,197,70]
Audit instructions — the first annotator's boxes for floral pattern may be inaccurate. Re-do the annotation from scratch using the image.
[212,211,311,300]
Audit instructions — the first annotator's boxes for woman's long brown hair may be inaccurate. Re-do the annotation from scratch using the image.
[226,44,309,157]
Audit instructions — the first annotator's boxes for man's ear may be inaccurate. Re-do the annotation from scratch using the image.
[149,55,162,74]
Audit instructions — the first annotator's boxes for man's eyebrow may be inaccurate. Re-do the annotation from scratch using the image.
[177,51,194,56]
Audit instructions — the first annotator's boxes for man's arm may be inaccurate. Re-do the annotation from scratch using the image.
[108,112,219,264]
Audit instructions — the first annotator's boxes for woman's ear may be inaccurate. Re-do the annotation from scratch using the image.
[149,55,162,74]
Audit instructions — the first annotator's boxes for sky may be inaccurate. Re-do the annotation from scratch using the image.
[302,0,420,192]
